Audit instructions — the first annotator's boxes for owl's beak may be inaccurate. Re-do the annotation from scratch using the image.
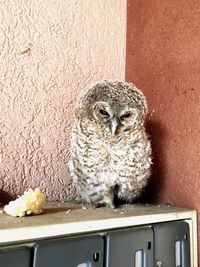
[109,116,120,135]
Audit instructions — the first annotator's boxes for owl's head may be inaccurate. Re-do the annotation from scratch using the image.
[76,80,148,135]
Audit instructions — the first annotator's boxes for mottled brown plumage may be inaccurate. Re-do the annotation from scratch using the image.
[69,80,152,208]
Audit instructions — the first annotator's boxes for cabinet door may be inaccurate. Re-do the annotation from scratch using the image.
[105,227,153,267]
[33,235,103,267]
[0,246,30,267]
[153,221,190,267]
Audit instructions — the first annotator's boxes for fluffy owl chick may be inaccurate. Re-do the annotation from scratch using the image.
[69,80,152,208]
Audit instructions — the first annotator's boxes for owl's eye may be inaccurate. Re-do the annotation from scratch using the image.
[120,112,133,120]
[99,109,110,117]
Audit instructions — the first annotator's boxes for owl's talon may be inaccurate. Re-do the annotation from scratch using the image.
[94,202,115,209]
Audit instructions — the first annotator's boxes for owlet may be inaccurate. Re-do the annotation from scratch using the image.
[69,80,152,208]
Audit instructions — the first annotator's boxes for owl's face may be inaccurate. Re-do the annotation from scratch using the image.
[77,81,148,136]
[92,101,142,135]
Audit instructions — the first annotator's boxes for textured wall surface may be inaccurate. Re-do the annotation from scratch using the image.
[126,0,200,253]
[0,0,126,202]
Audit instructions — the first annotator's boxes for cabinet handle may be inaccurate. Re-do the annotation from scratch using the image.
[135,250,146,267]
[77,263,91,267]
[175,240,186,267]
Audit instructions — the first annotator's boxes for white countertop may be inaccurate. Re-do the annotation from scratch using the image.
[0,202,196,245]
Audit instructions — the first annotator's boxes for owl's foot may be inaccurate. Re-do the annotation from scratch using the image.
[94,202,115,209]
[93,197,115,209]
[80,186,116,208]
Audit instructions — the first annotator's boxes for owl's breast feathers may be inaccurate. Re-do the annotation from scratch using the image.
[72,120,152,179]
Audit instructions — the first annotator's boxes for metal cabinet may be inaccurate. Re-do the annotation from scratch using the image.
[33,235,103,267]
[105,227,154,267]
[105,222,190,267]
[0,246,30,267]
[154,221,190,267]
[0,222,191,267]
[0,203,197,267]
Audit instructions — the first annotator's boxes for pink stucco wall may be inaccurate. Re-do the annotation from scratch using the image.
[0,0,126,202]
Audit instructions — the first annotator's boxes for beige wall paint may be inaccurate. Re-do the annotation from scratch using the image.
[0,0,126,201]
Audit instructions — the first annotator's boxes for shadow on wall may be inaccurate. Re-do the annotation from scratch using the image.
[0,190,14,204]
[145,120,167,204]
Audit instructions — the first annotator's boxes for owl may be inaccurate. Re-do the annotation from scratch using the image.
[69,80,152,208]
